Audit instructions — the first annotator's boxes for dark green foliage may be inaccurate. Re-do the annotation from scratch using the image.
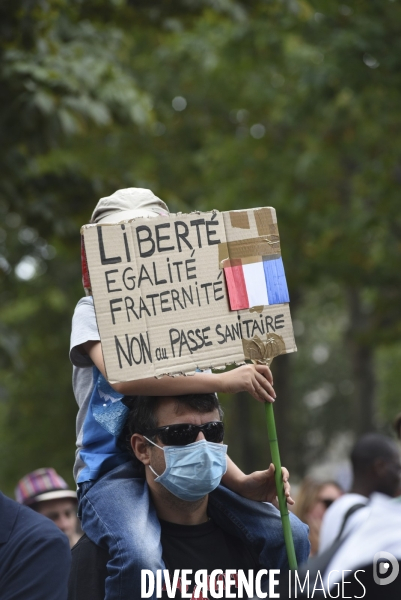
[1,0,401,494]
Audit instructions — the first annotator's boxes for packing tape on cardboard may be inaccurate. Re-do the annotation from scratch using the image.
[242,333,287,363]
[229,211,251,229]
[218,237,281,265]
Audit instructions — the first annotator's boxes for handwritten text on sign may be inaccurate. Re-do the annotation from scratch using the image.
[82,209,296,383]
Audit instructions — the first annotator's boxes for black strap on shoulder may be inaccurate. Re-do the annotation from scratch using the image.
[334,502,367,542]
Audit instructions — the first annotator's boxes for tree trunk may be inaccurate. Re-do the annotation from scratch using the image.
[346,288,376,434]
[231,392,259,473]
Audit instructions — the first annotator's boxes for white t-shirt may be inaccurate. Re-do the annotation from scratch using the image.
[323,493,401,589]
[318,493,368,554]
[69,296,130,483]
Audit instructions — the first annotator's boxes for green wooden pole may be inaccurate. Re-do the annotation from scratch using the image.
[265,401,298,570]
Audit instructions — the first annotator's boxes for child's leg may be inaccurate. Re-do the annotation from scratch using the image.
[79,461,164,600]
[209,485,310,568]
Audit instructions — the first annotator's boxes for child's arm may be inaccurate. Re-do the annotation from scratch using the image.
[223,457,294,505]
[82,341,276,403]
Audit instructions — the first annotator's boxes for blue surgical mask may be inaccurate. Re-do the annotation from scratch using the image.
[145,437,228,502]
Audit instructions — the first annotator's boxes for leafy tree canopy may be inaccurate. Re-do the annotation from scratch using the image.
[1,0,401,492]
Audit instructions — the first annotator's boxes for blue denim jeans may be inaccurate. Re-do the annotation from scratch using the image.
[78,461,309,600]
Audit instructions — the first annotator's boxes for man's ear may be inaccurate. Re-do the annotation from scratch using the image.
[131,434,151,466]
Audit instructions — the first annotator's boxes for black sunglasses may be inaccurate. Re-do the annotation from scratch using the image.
[144,421,224,446]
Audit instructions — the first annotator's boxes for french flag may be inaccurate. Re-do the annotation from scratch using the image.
[223,256,289,311]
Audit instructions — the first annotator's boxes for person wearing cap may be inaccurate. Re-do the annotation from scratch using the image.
[0,490,70,600]
[70,188,309,600]
[16,468,81,548]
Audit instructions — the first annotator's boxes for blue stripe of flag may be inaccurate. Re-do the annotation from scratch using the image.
[262,256,290,305]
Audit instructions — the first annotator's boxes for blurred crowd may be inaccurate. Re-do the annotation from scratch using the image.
[293,420,401,560]
[282,420,401,598]
[2,419,401,599]
[0,415,401,598]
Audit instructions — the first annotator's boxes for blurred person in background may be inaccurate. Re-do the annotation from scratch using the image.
[15,467,82,548]
[0,489,70,600]
[294,477,343,556]
[319,432,401,553]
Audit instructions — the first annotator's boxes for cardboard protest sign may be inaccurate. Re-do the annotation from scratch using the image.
[81,208,296,383]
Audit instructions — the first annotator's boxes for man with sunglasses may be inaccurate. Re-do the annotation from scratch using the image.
[69,393,309,599]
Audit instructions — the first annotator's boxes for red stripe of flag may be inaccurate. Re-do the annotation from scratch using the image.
[81,235,91,291]
[224,263,249,310]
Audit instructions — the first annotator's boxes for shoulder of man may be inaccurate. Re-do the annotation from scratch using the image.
[319,493,368,554]
[0,494,71,600]
[325,493,368,524]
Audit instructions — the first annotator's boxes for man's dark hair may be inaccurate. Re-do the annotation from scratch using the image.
[350,433,397,474]
[126,393,223,437]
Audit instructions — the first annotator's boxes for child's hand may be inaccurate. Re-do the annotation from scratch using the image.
[218,364,275,403]
[232,464,294,506]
